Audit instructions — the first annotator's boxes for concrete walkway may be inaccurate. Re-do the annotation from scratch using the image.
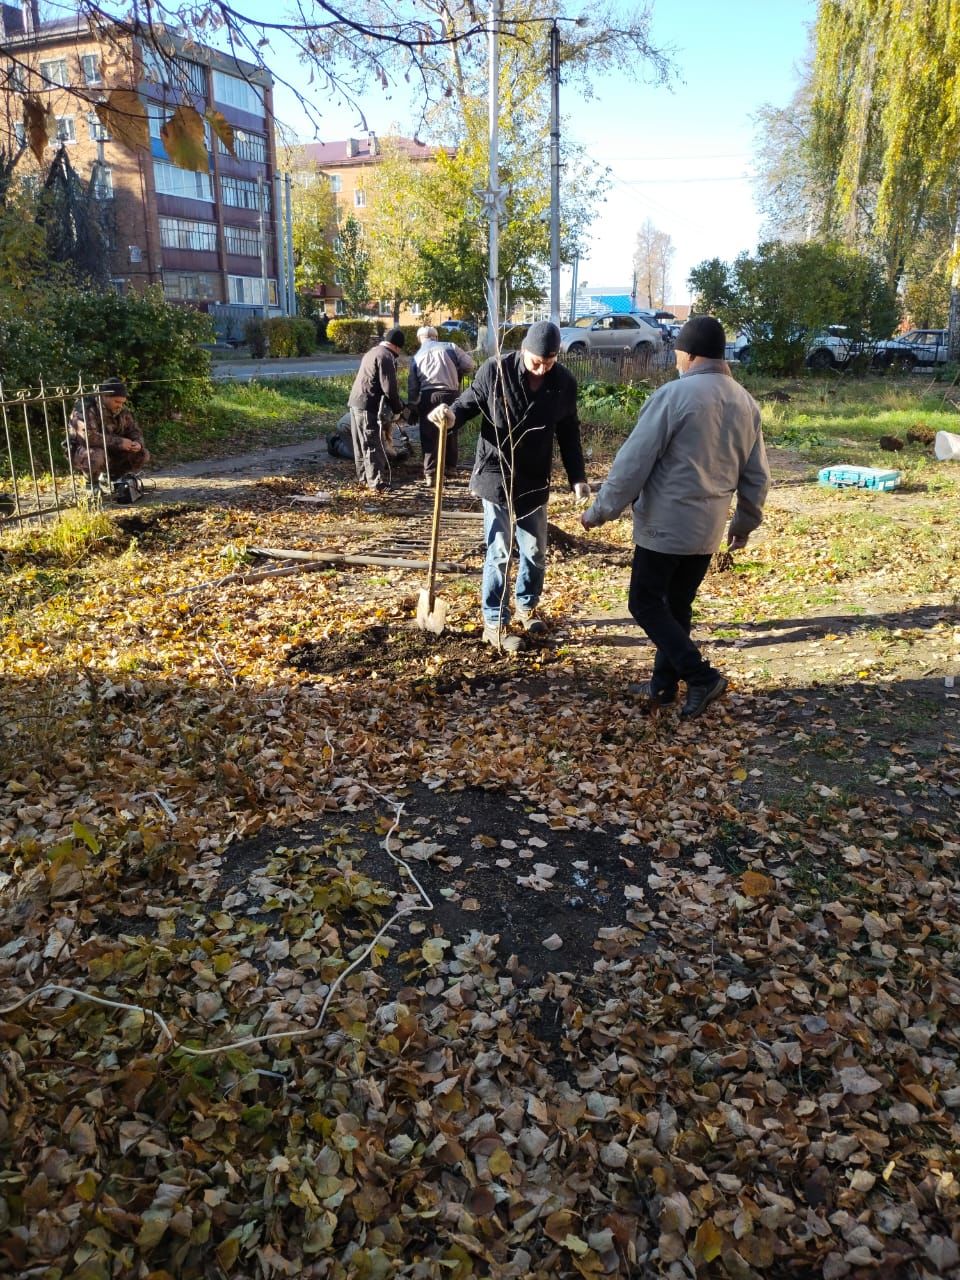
[211,353,361,381]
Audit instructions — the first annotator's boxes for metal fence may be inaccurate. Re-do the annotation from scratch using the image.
[561,345,676,384]
[0,379,106,531]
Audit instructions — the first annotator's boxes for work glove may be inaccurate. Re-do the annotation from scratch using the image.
[428,403,456,430]
[573,482,591,505]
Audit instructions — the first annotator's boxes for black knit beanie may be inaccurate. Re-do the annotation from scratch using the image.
[522,321,562,358]
[383,327,405,348]
[674,316,726,359]
[99,376,128,397]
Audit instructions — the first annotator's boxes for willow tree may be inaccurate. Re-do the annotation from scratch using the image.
[810,0,960,353]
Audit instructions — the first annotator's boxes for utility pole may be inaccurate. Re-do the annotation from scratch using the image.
[484,0,501,355]
[549,19,560,325]
[257,174,269,320]
[569,248,580,323]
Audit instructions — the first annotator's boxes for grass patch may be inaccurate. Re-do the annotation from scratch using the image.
[150,376,355,463]
[1,498,117,568]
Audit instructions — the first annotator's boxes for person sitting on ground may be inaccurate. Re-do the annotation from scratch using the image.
[68,377,149,484]
[408,325,476,485]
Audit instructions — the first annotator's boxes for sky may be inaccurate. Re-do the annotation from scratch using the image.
[259,0,818,307]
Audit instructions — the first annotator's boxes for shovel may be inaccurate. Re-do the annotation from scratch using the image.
[416,419,449,633]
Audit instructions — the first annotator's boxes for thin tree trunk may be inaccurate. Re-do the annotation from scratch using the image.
[949,199,960,362]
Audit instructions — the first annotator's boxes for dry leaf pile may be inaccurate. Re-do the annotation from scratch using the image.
[1,466,959,1279]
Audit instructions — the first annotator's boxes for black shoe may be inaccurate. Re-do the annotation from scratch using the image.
[628,680,677,707]
[681,674,728,719]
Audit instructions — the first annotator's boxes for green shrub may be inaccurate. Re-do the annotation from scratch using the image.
[327,318,377,352]
[244,316,268,358]
[0,283,213,421]
[499,324,529,351]
[264,316,316,357]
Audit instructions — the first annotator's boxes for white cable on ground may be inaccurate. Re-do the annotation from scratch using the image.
[0,741,435,1060]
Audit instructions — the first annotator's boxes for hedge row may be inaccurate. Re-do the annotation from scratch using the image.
[326,319,472,354]
[244,316,316,358]
[0,284,213,421]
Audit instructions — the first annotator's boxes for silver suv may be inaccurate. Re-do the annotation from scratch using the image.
[557,312,663,356]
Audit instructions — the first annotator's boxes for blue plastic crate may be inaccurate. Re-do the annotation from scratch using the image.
[818,465,901,491]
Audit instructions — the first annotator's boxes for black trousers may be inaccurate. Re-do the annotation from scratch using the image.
[628,545,717,690]
[418,388,459,479]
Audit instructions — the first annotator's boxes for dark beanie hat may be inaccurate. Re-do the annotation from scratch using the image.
[522,320,562,358]
[674,316,726,359]
[99,376,128,397]
[383,327,405,348]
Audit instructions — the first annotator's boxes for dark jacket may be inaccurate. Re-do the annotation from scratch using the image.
[347,343,403,416]
[450,351,586,518]
[68,397,145,454]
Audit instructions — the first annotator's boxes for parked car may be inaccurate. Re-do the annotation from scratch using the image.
[805,325,872,370]
[438,318,478,342]
[873,328,949,369]
[557,312,663,356]
[724,332,754,365]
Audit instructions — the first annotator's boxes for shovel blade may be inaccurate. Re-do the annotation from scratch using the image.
[416,589,447,634]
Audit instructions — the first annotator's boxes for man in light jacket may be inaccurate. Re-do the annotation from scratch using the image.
[408,326,475,485]
[581,316,769,718]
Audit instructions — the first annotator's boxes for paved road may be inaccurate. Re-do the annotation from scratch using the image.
[211,355,361,381]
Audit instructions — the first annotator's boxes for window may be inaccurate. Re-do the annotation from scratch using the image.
[164,271,217,300]
[149,105,211,149]
[227,275,277,306]
[81,54,101,86]
[55,116,76,143]
[354,188,366,208]
[220,175,268,211]
[335,299,346,315]
[328,174,341,193]
[410,302,422,317]
[87,113,110,142]
[218,129,266,164]
[39,58,68,87]
[8,63,26,92]
[159,216,218,251]
[613,316,639,330]
[141,46,206,96]
[212,69,264,116]
[334,271,343,286]
[378,299,392,315]
[153,159,213,201]
[13,122,25,147]
[224,225,262,256]
[92,167,113,199]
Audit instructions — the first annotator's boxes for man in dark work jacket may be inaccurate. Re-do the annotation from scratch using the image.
[347,327,406,491]
[429,321,590,652]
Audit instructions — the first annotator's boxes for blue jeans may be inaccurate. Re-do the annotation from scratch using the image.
[481,499,548,626]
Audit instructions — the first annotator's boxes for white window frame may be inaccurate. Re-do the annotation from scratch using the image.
[92,166,113,199]
[220,175,268,211]
[328,174,341,193]
[55,116,76,144]
[81,53,102,86]
[212,69,264,116]
[218,129,267,163]
[335,299,346,315]
[87,112,110,142]
[39,58,68,87]
[224,224,262,256]
[159,216,218,251]
[226,274,277,306]
[354,188,366,208]
[153,159,213,201]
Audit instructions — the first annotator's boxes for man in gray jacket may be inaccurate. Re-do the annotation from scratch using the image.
[408,326,475,484]
[581,316,769,718]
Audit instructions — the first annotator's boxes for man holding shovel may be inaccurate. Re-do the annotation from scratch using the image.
[429,321,590,653]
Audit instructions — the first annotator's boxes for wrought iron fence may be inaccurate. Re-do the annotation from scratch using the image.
[0,378,111,530]
[561,345,676,384]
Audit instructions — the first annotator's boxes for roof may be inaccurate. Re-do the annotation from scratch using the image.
[298,136,448,167]
[594,294,634,314]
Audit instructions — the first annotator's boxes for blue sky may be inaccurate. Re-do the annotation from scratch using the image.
[261,0,817,304]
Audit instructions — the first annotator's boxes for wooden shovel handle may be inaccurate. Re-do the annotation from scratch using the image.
[423,422,448,608]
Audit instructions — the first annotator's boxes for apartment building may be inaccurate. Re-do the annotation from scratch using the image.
[1,3,292,321]
[295,134,446,321]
